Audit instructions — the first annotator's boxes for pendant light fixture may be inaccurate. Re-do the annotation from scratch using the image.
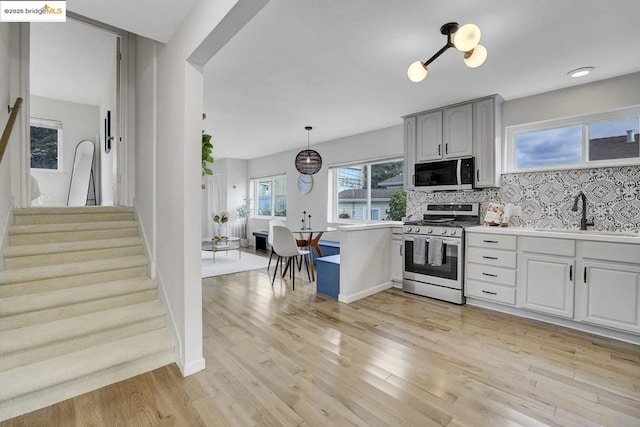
[407,22,487,82]
[295,126,322,175]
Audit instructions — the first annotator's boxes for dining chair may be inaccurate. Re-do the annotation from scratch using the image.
[267,219,285,271]
[271,225,311,290]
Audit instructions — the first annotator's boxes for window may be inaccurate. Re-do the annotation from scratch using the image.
[251,174,286,218]
[30,118,63,171]
[330,158,404,222]
[505,107,640,172]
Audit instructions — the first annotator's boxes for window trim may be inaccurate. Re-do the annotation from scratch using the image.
[329,156,403,224]
[504,105,640,173]
[30,117,63,173]
[250,173,287,219]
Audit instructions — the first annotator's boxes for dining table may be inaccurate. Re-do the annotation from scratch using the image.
[293,227,337,281]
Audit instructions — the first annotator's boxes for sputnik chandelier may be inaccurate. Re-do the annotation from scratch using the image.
[407,22,487,82]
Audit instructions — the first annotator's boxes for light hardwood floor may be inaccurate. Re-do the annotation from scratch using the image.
[3,267,640,426]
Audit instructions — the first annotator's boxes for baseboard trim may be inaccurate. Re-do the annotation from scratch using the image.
[178,356,206,377]
[0,199,14,271]
[338,281,393,304]
[155,268,182,369]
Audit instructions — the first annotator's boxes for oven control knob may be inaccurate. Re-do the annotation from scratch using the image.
[441,229,448,235]
[426,228,433,234]
[449,229,457,236]
[406,227,412,233]
[414,227,420,233]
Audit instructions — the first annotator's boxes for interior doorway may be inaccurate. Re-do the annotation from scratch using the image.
[29,17,119,206]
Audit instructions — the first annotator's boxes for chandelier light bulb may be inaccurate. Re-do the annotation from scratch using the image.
[454,23,481,52]
[407,60,428,82]
[463,44,487,68]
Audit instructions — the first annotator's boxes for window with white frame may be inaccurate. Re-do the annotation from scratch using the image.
[330,158,404,222]
[505,107,640,172]
[251,174,286,218]
[30,117,63,171]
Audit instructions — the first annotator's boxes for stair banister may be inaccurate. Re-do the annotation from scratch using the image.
[0,97,23,163]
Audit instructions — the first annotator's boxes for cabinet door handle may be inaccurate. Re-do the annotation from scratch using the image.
[438,144,441,156]
[445,143,448,154]
[482,256,498,260]
[483,240,499,243]
[400,245,403,256]
[477,169,480,181]
[569,265,573,281]
[482,272,497,277]
[482,290,497,295]
[412,174,415,185]
[584,266,587,283]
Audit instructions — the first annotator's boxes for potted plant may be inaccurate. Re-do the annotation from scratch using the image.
[236,197,251,248]
[212,211,229,237]
[202,131,214,176]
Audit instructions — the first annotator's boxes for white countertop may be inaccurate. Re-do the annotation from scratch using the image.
[336,222,403,232]
[466,225,640,244]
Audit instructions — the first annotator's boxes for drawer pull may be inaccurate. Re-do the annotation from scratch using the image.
[482,256,498,260]
[482,272,497,277]
[482,290,498,295]
[584,266,587,283]
[569,265,573,281]
[482,240,499,243]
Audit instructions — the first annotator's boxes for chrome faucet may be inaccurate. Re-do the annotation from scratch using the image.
[571,191,594,230]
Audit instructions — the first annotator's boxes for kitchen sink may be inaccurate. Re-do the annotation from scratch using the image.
[533,228,639,237]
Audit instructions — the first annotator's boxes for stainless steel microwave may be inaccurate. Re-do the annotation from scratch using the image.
[414,157,474,191]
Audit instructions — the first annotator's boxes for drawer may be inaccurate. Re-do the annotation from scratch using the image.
[467,233,517,250]
[520,237,575,257]
[467,247,517,268]
[466,263,516,287]
[582,241,640,264]
[465,280,516,305]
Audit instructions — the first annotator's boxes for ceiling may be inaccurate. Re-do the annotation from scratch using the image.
[57,0,640,160]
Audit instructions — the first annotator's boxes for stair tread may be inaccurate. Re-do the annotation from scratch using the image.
[0,329,173,402]
[0,276,156,317]
[0,255,148,285]
[0,300,164,355]
[14,207,134,215]
[9,221,138,235]
[4,237,143,258]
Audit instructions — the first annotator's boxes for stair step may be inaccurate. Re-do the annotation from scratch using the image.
[0,328,173,405]
[0,276,156,317]
[14,206,134,217]
[4,245,143,269]
[9,226,139,245]
[9,220,137,235]
[0,266,148,297]
[4,236,143,258]
[0,255,148,286]
[14,211,135,225]
[0,300,165,370]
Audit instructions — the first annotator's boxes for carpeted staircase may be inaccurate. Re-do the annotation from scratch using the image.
[0,206,174,421]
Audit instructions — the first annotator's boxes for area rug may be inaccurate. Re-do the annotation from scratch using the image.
[201,250,270,278]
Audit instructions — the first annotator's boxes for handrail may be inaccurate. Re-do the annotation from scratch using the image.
[0,97,23,163]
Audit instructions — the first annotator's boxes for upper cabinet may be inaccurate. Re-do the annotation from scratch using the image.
[404,94,503,189]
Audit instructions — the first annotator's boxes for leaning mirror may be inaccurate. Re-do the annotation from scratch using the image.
[67,140,95,206]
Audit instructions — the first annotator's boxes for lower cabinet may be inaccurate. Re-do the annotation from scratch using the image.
[577,260,640,334]
[520,254,574,318]
[391,237,403,284]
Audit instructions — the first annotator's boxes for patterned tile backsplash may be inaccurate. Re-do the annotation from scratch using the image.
[407,165,640,233]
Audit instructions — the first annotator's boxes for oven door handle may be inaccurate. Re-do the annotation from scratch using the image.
[403,236,460,246]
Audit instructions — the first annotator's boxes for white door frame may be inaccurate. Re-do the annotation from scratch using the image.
[17,13,134,208]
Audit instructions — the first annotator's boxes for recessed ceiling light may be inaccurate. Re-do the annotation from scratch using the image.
[568,67,594,78]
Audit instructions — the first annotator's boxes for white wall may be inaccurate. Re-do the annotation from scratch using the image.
[503,72,640,129]
[30,96,99,206]
[134,35,158,272]
[0,24,14,256]
[247,125,403,241]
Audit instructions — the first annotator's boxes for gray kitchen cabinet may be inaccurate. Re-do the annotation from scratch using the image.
[518,236,576,319]
[473,96,503,188]
[577,241,640,334]
[391,228,403,285]
[403,116,416,190]
[443,103,473,158]
[415,110,443,162]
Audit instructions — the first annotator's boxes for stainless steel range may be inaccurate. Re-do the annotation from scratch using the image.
[403,202,480,304]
